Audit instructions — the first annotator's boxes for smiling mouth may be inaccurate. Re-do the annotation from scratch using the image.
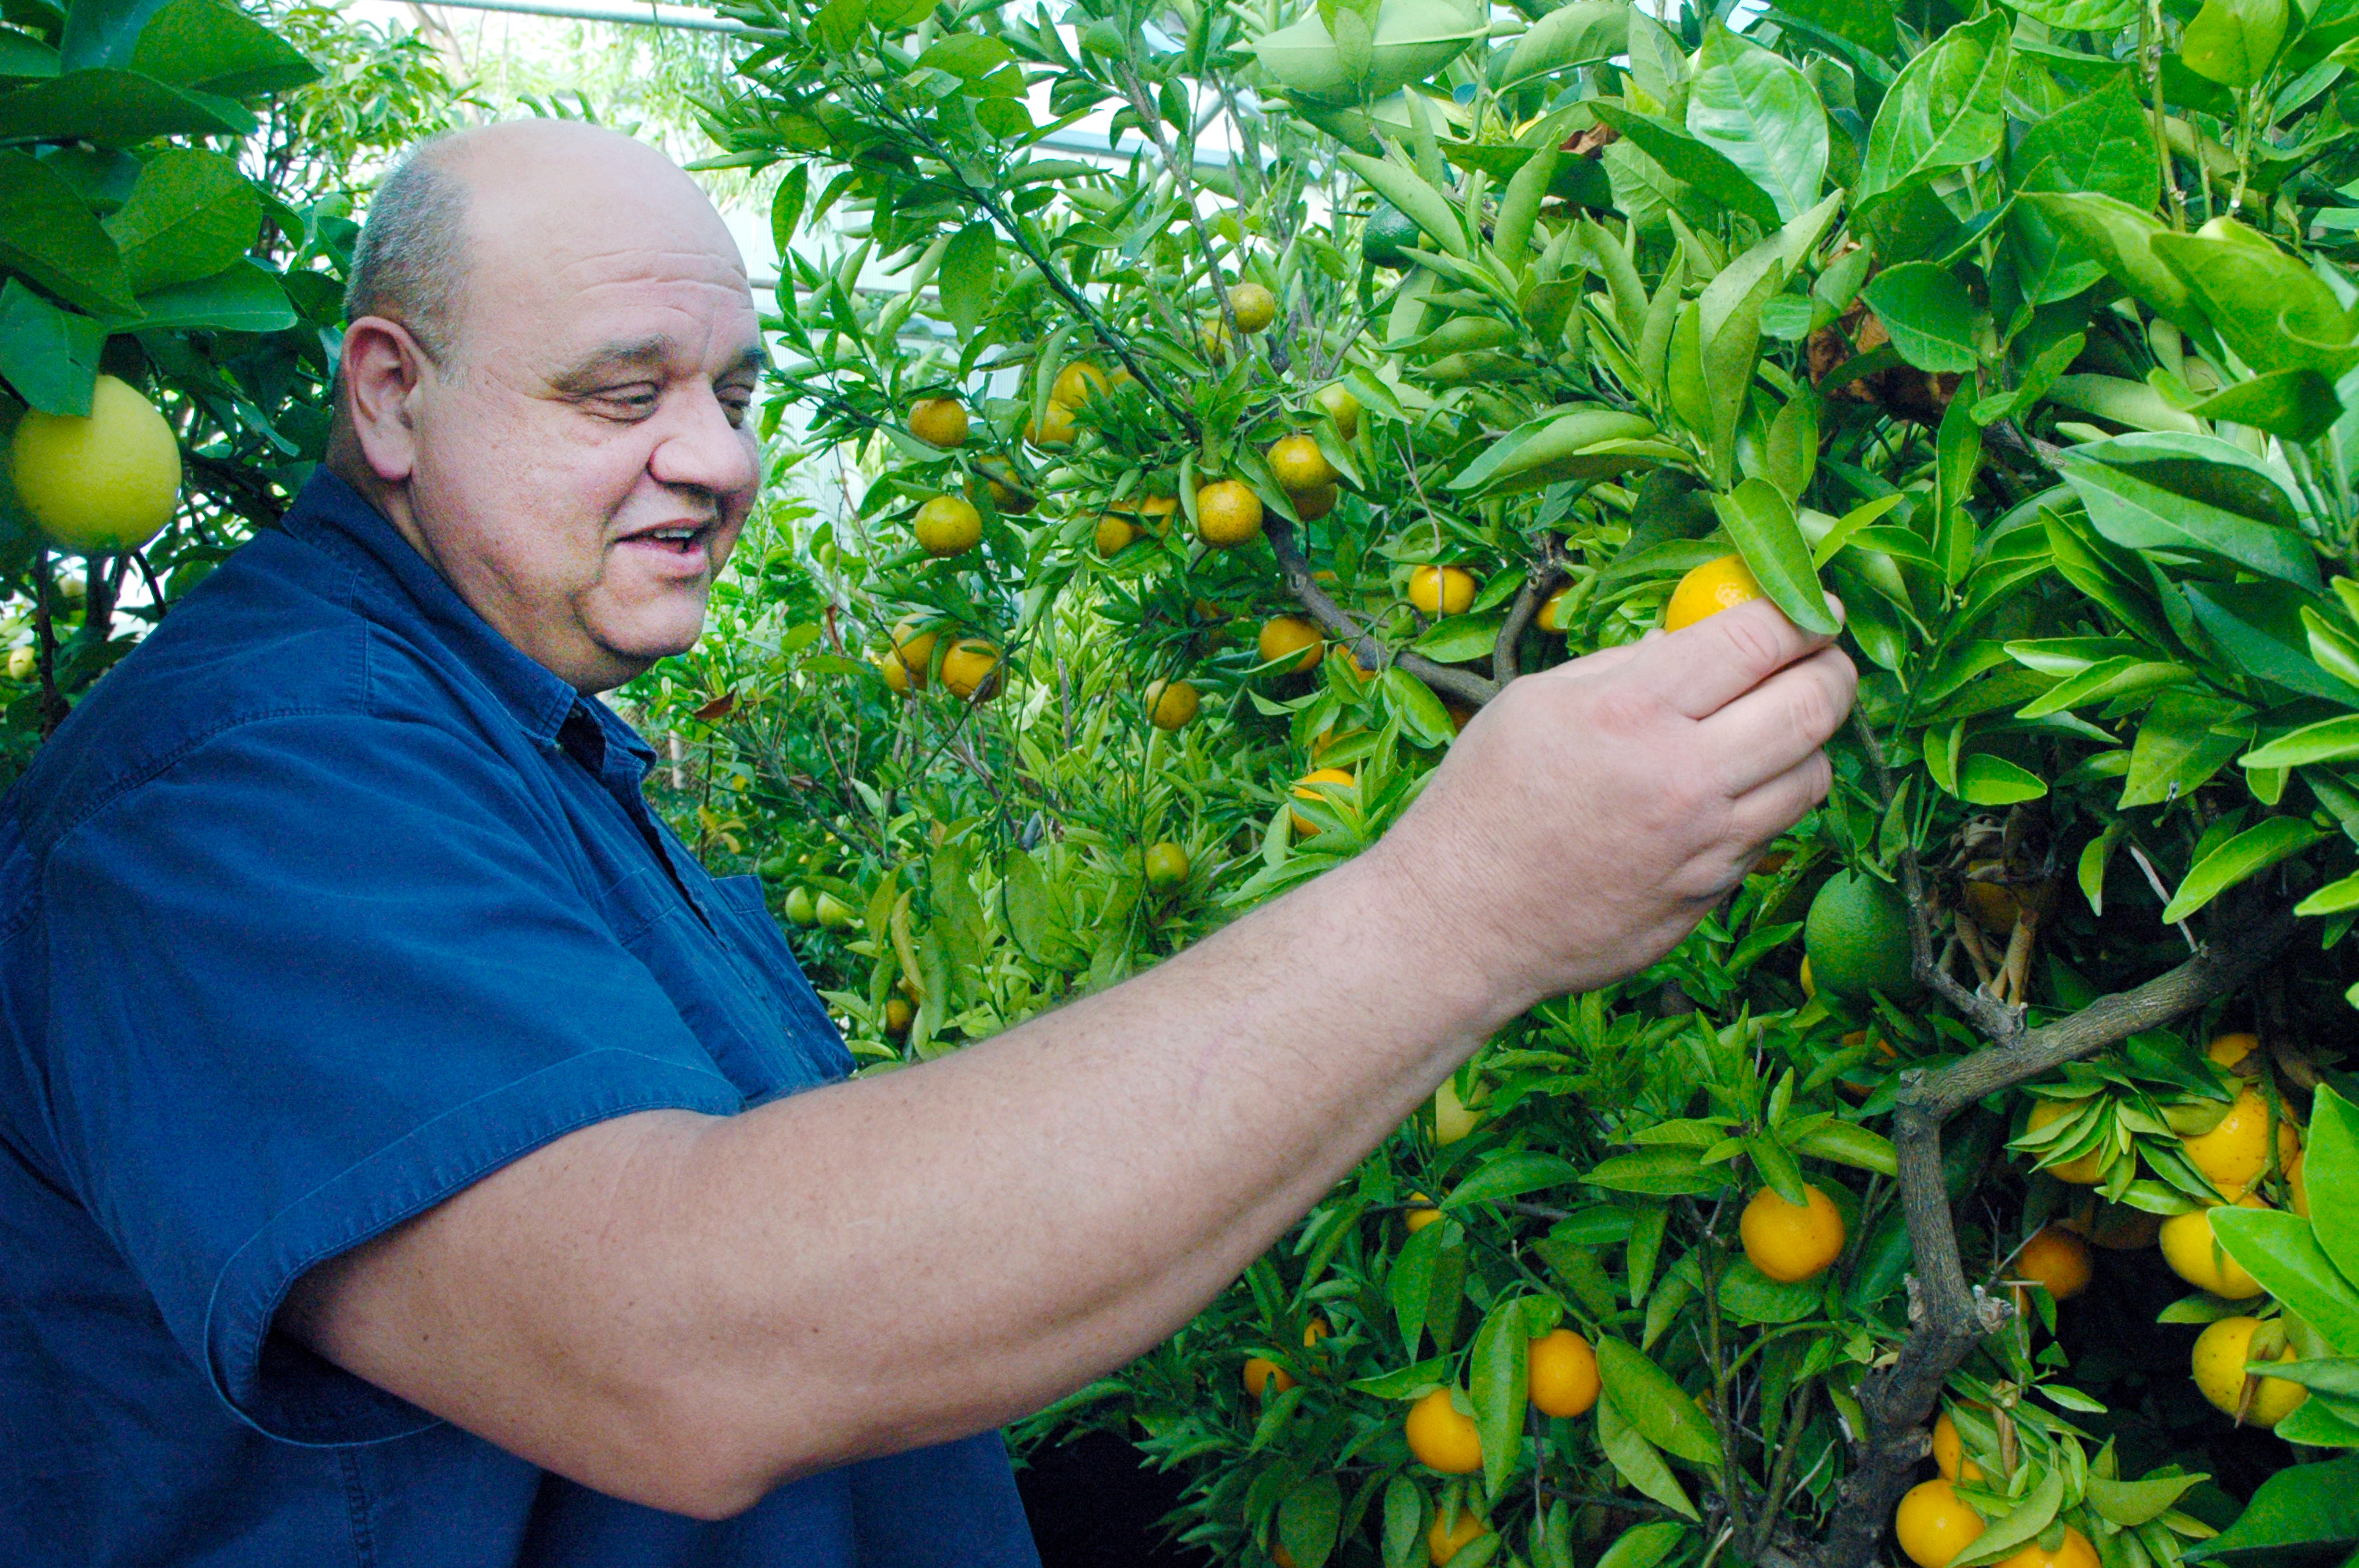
[622,522,714,555]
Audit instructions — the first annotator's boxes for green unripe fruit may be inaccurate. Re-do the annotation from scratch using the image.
[758,854,794,883]
[1362,203,1423,270]
[814,891,857,931]
[1803,870,1920,1002]
[783,886,817,926]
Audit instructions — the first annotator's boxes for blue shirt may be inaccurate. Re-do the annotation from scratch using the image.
[0,472,1041,1566]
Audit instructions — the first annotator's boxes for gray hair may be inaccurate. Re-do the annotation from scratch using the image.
[343,132,470,361]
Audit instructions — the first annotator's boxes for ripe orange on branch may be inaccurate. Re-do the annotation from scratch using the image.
[1663,554,1765,630]
[1894,1480,1984,1568]
[1051,360,1114,407]
[1289,767,1354,835]
[1527,1328,1600,1417]
[1227,281,1277,333]
[1409,564,1475,616]
[1267,434,1337,493]
[1314,383,1360,439]
[1403,1388,1482,1473]
[2181,1085,2299,1199]
[1197,481,1264,549]
[1740,1184,1845,1283]
[1144,678,1198,731]
[914,495,982,557]
[13,375,182,553]
[1997,1528,2099,1568]
[940,639,1001,702]
[2010,1225,2092,1302]
[1427,1508,1488,1564]
[907,397,968,448]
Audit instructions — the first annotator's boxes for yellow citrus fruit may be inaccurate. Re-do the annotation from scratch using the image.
[1405,1191,1441,1232]
[1537,586,1571,633]
[883,996,913,1036]
[2291,1149,2310,1218]
[1740,1185,1846,1283]
[1197,480,1265,548]
[1931,1412,1984,1483]
[1997,1527,2099,1568]
[908,397,968,448]
[1799,956,1815,1000]
[1894,1480,1985,1568]
[1094,514,1136,556]
[971,458,1034,515]
[1289,766,1354,835]
[1427,1508,1489,1565]
[1229,281,1278,333]
[1258,616,1322,673]
[2159,1200,2266,1299]
[13,374,182,552]
[1144,678,1199,730]
[1409,564,1475,616]
[1314,383,1361,440]
[891,622,938,688]
[2182,1086,2300,1199]
[1404,1388,1482,1474]
[2207,1032,2259,1068]
[876,652,911,695]
[914,495,983,557]
[5,646,33,681]
[1663,554,1766,631]
[2193,1316,2307,1427]
[1291,481,1338,521]
[1052,360,1114,407]
[1434,1076,1480,1145]
[1244,1357,1295,1399]
[1025,401,1078,448]
[2012,1225,2092,1301]
[940,638,1001,702]
[1528,1329,1601,1417]
[1144,841,1190,891]
[1268,434,1338,493]
[2026,1098,2108,1185]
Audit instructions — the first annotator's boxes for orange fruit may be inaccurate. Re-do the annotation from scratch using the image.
[891,621,938,687]
[1229,281,1278,333]
[1528,1329,1601,1417]
[2193,1316,2307,1427]
[1931,1411,1983,1483]
[1052,360,1114,407]
[1244,1357,1295,1399]
[908,397,968,447]
[1024,401,1078,447]
[1537,586,1571,633]
[1290,481,1338,521]
[1325,641,1375,680]
[2012,1225,2092,1302]
[1405,1191,1441,1232]
[1289,767,1354,835]
[1094,514,1137,557]
[1145,841,1190,891]
[883,996,913,1036]
[1409,564,1475,616]
[1404,1388,1482,1473]
[1739,1185,1845,1283]
[1894,1479,1985,1568]
[971,458,1034,514]
[1427,1508,1489,1564]
[1144,678,1199,730]
[1197,481,1264,548]
[914,495,983,557]
[2159,1199,2266,1299]
[877,652,911,695]
[1997,1528,2099,1568]
[1303,1318,1330,1348]
[940,638,1001,702]
[1663,554,1765,630]
[1268,434,1338,492]
[1314,383,1361,440]
[2026,1098,2108,1185]
[2182,1085,2301,1199]
[2208,1032,2259,1068]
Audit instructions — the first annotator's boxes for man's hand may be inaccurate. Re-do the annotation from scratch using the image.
[1372,597,1855,1013]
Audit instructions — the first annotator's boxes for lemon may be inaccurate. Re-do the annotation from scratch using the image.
[13,375,182,552]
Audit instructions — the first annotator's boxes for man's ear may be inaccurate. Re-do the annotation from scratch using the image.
[340,317,435,483]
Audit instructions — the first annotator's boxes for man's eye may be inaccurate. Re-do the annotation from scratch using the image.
[720,392,754,428]
[593,385,661,416]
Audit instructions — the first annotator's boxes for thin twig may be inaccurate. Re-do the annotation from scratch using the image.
[1264,519,1501,708]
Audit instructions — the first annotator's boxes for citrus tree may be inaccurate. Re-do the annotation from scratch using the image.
[0,0,466,781]
[653,0,2359,1563]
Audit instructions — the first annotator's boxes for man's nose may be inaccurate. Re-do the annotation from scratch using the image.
[649,387,759,503]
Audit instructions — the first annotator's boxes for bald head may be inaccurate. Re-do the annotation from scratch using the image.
[343,121,745,368]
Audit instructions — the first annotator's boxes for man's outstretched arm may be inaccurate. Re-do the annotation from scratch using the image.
[283,601,1855,1519]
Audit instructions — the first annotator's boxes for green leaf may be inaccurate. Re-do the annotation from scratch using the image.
[2184,582,2359,702]
[1587,1147,1732,1196]
[1777,0,1895,55]
[0,150,133,317]
[1958,753,2048,805]
[2181,1454,2359,1559]
[1597,1396,1699,1520]
[1787,1118,1899,1176]
[1587,102,1781,231]
[1860,262,1978,372]
[2309,1087,2359,1287]
[2088,1472,2208,1529]
[1392,1218,1443,1359]
[1447,1152,1586,1208]
[1470,1301,1530,1497]
[1712,477,1837,635]
[59,0,168,70]
[1411,613,1506,663]
[128,0,317,97]
[1499,0,1628,90]
[2180,0,2289,89]
[1338,146,1467,260]
[2121,691,2251,809]
[1717,1259,1823,1324]
[0,66,253,146]
[101,147,257,293]
[2008,75,2160,305]
[2181,368,2345,444]
[1953,1464,2066,1567]
[1280,1475,1343,1568]
[2153,221,2359,380]
[2212,1206,2359,1355]
[2008,0,2138,24]
[938,222,998,341]
[1595,1523,1689,1568]
[1685,24,1826,223]
[1859,11,2010,201]
[2161,816,2324,922]
[2054,440,2323,592]
[0,278,100,415]
[131,258,292,332]
[1595,1338,1721,1467]
[2274,1396,2359,1447]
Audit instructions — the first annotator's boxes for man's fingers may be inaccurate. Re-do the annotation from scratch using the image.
[1537,639,1648,684]
[1699,647,1858,796]
[1730,747,1836,847]
[1631,598,1841,720]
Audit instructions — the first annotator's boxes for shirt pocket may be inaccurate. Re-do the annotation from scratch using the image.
[594,866,820,1101]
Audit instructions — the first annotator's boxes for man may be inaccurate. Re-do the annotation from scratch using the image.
[0,122,1854,1564]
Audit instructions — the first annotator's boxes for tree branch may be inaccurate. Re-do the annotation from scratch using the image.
[1264,519,1501,709]
[1493,558,1565,688]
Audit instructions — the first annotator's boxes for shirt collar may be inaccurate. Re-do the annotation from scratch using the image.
[282,469,590,749]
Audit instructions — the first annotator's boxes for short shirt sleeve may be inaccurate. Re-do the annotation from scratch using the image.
[38,713,746,1445]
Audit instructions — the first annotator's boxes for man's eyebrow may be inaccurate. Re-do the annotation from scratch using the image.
[543,337,771,393]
